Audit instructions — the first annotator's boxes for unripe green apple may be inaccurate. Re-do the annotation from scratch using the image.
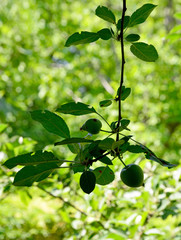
[120,164,144,187]
[80,118,102,134]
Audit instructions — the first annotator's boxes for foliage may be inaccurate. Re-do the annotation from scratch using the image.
[0,0,181,239]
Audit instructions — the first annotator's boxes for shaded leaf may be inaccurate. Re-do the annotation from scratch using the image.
[68,144,80,154]
[112,139,125,150]
[72,163,85,174]
[121,87,131,100]
[93,166,115,185]
[56,102,96,116]
[65,31,99,47]
[99,99,112,107]
[125,34,140,42]
[129,4,157,27]
[97,28,112,40]
[120,119,130,129]
[99,156,113,165]
[130,42,158,62]
[30,110,70,138]
[117,16,130,31]
[13,163,58,186]
[127,145,145,153]
[95,6,116,24]
[99,138,115,150]
[3,150,60,169]
[80,171,96,194]
[55,137,93,146]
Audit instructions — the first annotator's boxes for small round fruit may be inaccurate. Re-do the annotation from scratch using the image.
[120,164,144,187]
[81,118,102,134]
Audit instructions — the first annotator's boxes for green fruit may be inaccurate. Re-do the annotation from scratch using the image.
[120,164,144,187]
[81,118,102,134]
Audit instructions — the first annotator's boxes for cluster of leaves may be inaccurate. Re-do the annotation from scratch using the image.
[2,4,177,194]
[65,4,159,62]
[3,102,176,193]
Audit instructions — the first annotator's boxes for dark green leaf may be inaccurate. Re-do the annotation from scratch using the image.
[30,110,70,138]
[95,6,116,24]
[99,99,112,107]
[55,138,93,146]
[125,34,140,42]
[129,4,157,27]
[72,163,85,174]
[65,31,99,47]
[139,144,177,168]
[145,153,177,168]
[3,151,60,169]
[120,119,130,129]
[93,166,115,185]
[127,145,145,153]
[56,102,96,116]
[98,138,115,150]
[130,42,158,62]
[97,28,112,40]
[117,16,130,31]
[99,156,113,165]
[80,171,96,194]
[68,144,80,154]
[13,163,58,186]
[121,87,131,100]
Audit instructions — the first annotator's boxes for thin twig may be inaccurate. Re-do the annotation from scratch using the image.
[37,185,87,216]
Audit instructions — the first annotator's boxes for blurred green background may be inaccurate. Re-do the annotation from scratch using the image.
[0,0,180,239]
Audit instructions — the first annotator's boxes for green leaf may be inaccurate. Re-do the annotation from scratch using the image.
[120,119,130,129]
[97,28,112,40]
[99,100,112,107]
[68,144,80,154]
[125,34,140,42]
[129,4,157,27]
[13,163,58,186]
[72,163,85,174]
[80,171,96,194]
[112,139,125,150]
[56,102,96,116]
[65,31,99,47]
[98,138,115,150]
[95,6,116,24]
[127,145,145,153]
[93,166,115,185]
[99,156,113,165]
[54,138,93,146]
[121,87,131,101]
[139,144,177,168]
[130,42,158,62]
[117,16,130,31]
[30,110,70,138]
[3,150,60,169]
[0,123,8,133]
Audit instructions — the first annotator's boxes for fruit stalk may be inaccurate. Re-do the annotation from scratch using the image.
[116,0,127,142]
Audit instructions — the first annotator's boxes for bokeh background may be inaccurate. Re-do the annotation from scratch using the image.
[0,0,181,239]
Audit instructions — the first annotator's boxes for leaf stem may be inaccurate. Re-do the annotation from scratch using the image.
[116,0,127,142]
[118,154,127,167]
[96,112,112,130]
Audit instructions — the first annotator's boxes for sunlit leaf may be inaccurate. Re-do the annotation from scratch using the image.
[99,138,115,150]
